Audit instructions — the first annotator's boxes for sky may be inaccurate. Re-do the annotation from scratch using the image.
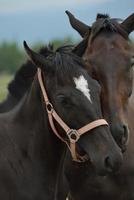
[0,0,134,46]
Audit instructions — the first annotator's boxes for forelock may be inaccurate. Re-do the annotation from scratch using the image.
[96,13,110,20]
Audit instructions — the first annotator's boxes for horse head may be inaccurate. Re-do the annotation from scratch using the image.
[24,41,122,175]
[66,11,134,152]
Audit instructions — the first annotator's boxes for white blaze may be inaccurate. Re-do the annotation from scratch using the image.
[73,75,92,103]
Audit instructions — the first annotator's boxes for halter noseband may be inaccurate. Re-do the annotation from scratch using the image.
[37,68,108,162]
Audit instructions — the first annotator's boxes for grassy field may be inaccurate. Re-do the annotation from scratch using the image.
[0,74,13,101]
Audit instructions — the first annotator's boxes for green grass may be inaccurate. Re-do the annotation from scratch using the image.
[0,74,13,101]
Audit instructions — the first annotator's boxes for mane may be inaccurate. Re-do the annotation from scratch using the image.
[72,35,89,56]
[96,13,110,20]
[91,13,128,40]
[73,13,128,56]
[8,45,53,99]
[44,45,85,83]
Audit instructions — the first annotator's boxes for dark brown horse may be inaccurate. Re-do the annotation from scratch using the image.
[65,11,134,200]
[0,42,122,200]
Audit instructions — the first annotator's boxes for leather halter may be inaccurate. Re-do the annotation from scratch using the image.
[37,68,108,162]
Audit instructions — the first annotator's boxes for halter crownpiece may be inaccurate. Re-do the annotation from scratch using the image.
[37,68,108,162]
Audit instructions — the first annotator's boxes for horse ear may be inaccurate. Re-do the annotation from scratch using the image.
[65,10,90,38]
[23,41,49,69]
[121,13,134,34]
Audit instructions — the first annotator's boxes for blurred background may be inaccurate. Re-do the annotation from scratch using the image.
[0,0,134,100]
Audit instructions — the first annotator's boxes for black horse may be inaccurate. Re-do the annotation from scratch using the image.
[0,42,122,199]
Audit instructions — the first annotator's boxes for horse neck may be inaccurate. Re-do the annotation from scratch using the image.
[17,74,66,190]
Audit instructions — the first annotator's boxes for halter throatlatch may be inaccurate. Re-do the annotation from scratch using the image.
[37,68,108,162]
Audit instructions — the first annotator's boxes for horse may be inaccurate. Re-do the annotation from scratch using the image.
[65,11,134,200]
[0,41,122,200]
[0,45,54,112]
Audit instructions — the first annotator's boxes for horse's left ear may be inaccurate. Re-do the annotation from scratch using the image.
[23,41,50,69]
[65,10,90,38]
[121,13,134,34]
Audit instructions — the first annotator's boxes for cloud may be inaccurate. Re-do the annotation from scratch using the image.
[0,0,111,14]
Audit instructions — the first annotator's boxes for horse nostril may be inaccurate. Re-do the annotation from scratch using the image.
[122,125,129,145]
[104,151,122,173]
[104,156,113,173]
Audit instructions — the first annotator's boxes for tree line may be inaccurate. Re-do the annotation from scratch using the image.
[0,37,75,74]
[0,37,133,74]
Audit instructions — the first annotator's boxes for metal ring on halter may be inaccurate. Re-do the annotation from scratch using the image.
[46,102,53,113]
[67,129,80,143]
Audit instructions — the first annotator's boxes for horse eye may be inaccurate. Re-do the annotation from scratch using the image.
[57,94,65,99]
[131,57,134,68]
[57,94,71,105]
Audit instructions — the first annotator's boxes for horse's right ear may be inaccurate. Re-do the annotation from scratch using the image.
[23,41,50,69]
[65,10,90,38]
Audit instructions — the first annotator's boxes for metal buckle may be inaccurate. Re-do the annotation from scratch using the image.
[67,129,80,143]
[46,102,53,113]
